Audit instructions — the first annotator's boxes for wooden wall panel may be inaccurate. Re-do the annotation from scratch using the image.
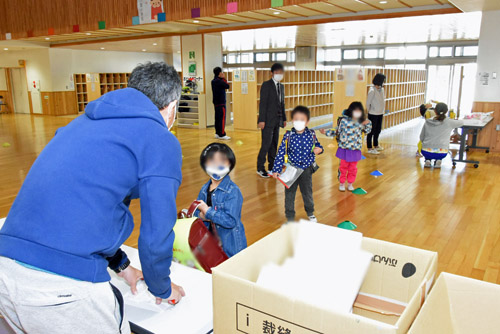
[0,90,13,113]
[471,102,500,153]
[41,91,78,116]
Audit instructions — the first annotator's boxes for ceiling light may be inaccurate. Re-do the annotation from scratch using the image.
[142,49,147,52]
[100,47,105,50]
[274,11,280,15]
[379,1,388,3]
[193,20,200,23]
[86,33,92,36]
[3,48,8,51]
[153,43,158,46]
[45,37,50,40]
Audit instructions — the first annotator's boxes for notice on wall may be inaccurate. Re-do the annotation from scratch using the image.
[248,69,256,82]
[357,69,365,82]
[241,70,248,82]
[479,72,490,86]
[137,0,164,24]
[241,83,248,95]
[234,70,241,82]
[346,83,355,97]
[336,69,344,82]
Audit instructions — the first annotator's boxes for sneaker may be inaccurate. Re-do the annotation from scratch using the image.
[368,149,380,155]
[375,146,384,151]
[308,215,318,223]
[339,183,346,192]
[424,160,432,168]
[257,170,270,178]
[434,160,442,169]
[215,135,231,140]
[347,183,355,191]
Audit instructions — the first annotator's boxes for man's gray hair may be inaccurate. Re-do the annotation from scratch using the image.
[128,62,182,110]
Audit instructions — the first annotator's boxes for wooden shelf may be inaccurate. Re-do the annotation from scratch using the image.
[177,94,206,129]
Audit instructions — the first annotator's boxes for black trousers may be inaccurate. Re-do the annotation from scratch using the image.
[257,124,280,171]
[285,166,314,221]
[367,114,383,149]
[214,104,226,137]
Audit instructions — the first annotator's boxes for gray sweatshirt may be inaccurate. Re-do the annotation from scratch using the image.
[366,87,385,115]
[420,118,464,150]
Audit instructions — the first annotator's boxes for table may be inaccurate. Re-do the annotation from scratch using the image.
[453,116,493,168]
[0,218,214,334]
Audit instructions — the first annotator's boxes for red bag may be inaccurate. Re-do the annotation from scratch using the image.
[177,201,229,273]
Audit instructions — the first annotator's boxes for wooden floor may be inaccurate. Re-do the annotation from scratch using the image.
[1,114,500,283]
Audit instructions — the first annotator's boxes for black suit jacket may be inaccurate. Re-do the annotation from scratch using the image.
[258,79,286,128]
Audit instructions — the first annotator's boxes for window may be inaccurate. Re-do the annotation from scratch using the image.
[227,53,239,64]
[255,52,270,62]
[406,45,427,60]
[287,51,296,62]
[325,49,341,62]
[429,46,439,57]
[364,49,384,59]
[385,47,406,60]
[240,53,253,64]
[343,49,359,60]
[223,54,227,63]
[439,47,453,57]
[272,52,287,61]
[463,46,478,56]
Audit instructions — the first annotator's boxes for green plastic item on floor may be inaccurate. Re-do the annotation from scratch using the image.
[2,142,11,148]
[352,188,367,195]
[236,140,244,146]
[337,221,357,230]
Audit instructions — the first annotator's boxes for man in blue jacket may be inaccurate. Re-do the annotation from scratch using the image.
[0,62,185,333]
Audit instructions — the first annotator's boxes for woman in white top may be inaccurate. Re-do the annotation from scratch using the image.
[366,73,386,155]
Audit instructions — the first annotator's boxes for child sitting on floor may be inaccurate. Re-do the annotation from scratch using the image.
[420,103,464,169]
[334,102,372,192]
[272,106,323,223]
[195,143,247,257]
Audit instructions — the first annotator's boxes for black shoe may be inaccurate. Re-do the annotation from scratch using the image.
[257,170,270,178]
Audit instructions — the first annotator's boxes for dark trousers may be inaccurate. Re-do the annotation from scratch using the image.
[214,104,226,137]
[285,166,314,221]
[367,114,383,149]
[257,124,280,171]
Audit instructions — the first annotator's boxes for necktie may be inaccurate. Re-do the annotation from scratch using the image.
[277,83,281,103]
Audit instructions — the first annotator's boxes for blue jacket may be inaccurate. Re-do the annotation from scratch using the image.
[0,88,182,299]
[211,77,230,105]
[195,176,247,257]
[272,128,323,173]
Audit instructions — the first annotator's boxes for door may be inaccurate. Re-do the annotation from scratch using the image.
[10,68,30,114]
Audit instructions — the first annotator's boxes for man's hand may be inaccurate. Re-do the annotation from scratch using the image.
[156,282,186,305]
[118,266,143,295]
[313,147,323,155]
[197,200,209,214]
[272,172,280,179]
[258,122,265,130]
[319,128,326,135]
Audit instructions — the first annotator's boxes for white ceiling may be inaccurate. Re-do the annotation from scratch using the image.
[449,0,500,11]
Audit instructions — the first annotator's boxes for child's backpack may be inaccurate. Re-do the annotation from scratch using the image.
[174,201,229,273]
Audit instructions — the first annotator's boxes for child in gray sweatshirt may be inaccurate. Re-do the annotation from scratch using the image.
[419,103,463,169]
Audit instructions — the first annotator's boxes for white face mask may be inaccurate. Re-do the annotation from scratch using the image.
[205,165,230,181]
[293,120,306,131]
[167,107,177,130]
[273,74,284,82]
[353,111,362,119]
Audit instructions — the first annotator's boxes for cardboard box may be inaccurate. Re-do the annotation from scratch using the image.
[212,224,437,334]
[409,272,500,334]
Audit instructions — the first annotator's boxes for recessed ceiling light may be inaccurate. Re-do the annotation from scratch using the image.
[100,47,105,50]
[142,49,147,52]
[45,37,50,40]
[193,20,199,23]
[3,48,8,51]
[153,43,158,46]
[86,33,92,36]
[274,11,280,15]
[379,1,388,3]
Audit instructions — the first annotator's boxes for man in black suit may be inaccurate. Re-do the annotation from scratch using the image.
[257,63,287,178]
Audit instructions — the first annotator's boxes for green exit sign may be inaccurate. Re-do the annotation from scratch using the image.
[271,0,283,7]
[189,51,196,59]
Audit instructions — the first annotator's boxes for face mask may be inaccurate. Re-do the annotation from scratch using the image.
[353,111,362,119]
[273,74,283,82]
[293,120,306,131]
[167,105,177,131]
[205,165,230,181]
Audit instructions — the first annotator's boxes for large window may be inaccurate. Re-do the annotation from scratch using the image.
[385,47,406,60]
[439,47,453,57]
[255,52,270,62]
[364,49,384,59]
[406,46,427,60]
[343,49,360,60]
[455,46,479,57]
[325,49,341,62]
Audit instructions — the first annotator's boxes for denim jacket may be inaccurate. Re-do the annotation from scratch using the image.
[195,175,247,257]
